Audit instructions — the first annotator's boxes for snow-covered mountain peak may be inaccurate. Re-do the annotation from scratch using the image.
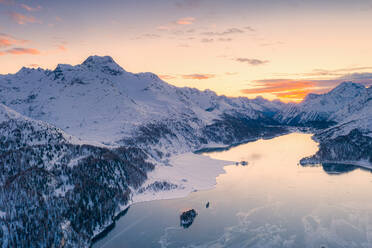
[16,66,45,76]
[327,81,366,97]
[276,81,371,126]
[301,82,366,106]
[54,64,75,71]
[303,93,321,102]
[82,55,115,65]
[299,82,368,109]
[135,72,162,82]
[17,67,34,74]
[81,55,125,75]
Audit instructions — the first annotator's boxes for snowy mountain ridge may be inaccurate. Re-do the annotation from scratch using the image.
[0,55,285,151]
[295,83,372,168]
[276,82,371,127]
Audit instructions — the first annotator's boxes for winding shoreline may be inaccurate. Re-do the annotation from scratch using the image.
[90,129,294,247]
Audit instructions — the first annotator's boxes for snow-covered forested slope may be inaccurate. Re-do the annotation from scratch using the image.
[0,103,155,247]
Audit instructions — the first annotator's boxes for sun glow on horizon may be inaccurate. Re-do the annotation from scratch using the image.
[1,0,372,101]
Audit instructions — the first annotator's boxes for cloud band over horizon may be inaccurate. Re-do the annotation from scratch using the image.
[241,72,372,102]
[0,0,372,102]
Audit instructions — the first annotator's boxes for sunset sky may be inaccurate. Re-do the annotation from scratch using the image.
[1,0,372,102]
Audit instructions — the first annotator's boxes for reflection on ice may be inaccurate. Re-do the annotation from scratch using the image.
[94,133,372,248]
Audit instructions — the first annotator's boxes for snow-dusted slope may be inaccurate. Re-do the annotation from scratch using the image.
[0,102,71,148]
[298,83,372,166]
[276,82,371,127]
[0,56,284,146]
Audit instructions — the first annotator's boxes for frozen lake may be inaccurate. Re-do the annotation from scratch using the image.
[94,133,372,248]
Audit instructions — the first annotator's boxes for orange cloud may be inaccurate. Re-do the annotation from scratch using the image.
[0,47,40,55]
[176,17,195,25]
[20,4,42,12]
[242,71,372,102]
[241,79,318,102]
[274,89,313,102]
[182,74,215,80]
[58,45,67,51]
[10,12,40,24]
[241,80,315,94]
[0,34,27,48]
[0,38,13,48]
[225,72,238,75]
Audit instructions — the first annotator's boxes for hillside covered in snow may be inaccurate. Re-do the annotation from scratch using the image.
[294,82,372,167]
[0,56,371,247]
[0,56,286,149]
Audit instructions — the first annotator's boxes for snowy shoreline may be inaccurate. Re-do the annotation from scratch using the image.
[91,152,234,246]
[132,152,234,203]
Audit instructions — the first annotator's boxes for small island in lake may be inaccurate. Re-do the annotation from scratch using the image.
[180,209,198,228]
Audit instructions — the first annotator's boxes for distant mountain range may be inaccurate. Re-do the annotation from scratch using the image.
[0,56,371,247]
